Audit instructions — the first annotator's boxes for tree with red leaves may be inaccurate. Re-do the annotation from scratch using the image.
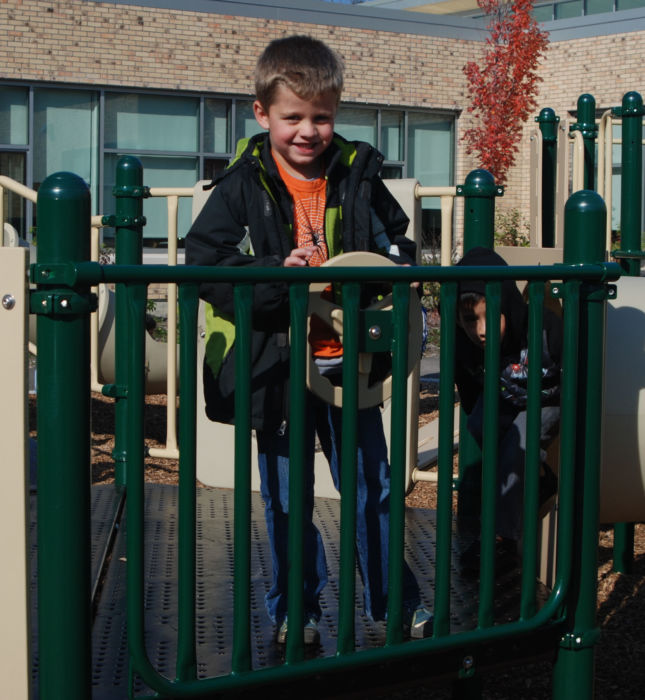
[462,0,549,186]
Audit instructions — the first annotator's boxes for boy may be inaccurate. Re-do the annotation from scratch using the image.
[186,35,430,643]
[454,247,561,576]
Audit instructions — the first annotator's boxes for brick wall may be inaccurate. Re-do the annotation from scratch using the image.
[1,0,643,246]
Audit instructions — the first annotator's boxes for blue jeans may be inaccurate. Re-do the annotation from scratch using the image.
[256,392,420,625]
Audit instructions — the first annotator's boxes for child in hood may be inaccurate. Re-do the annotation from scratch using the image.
[453,247,561,576]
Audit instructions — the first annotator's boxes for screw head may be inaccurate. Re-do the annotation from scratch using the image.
[368,325,382,341]
[2,294,16,310]
[462,655,474,670]
[60,298,69,309]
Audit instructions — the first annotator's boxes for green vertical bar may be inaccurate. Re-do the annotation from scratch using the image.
[536,108,559,248]
[232,284,253,672]
[434,281,457,637]
[286,282,308,662]
[36,172,92,700]
[456,170,501,531]
[520,281,545,618]
[615,91,643,276]
[478,281,501,630]
[112,155,145,489]
[337,282,359,654]
[571,94,597,191]
[611,91,643,573]
[553,190,607,700]
[176,284,199,681]
[125,281,149,680]
[386,282,410,646]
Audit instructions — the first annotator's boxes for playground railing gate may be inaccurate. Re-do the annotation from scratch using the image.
[31,165,620,700]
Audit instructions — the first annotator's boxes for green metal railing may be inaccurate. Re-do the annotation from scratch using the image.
[33,163,620,699]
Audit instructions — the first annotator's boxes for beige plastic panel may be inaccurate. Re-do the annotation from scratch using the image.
[600,275,645,523]
[0,247,31,699]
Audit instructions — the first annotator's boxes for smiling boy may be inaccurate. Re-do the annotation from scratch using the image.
[186,35,431,644]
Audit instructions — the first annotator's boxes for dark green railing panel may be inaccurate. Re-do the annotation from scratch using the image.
[177,284,199,682]
[33,162,626,699]
[434,281,457,638]
[35,172,92,700]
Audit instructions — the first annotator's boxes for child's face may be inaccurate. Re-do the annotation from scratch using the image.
[458,298,506,349]
[253,84,336,180]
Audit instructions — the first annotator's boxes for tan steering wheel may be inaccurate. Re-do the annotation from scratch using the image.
[306,251,422,409]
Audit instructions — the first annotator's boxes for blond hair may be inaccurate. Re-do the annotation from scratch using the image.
[255,36,344,108]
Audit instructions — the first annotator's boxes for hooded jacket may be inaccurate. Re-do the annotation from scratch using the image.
[454,246,562,414]
[185,132,415,431]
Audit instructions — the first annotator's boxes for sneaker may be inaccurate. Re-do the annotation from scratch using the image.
[275,616,320,645]
[404,606,434,639]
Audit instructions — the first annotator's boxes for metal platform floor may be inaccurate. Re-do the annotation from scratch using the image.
[30,484,541,699]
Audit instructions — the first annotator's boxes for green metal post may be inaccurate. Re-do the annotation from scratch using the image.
[610,91,643,573]
[458,169,503,252]
[110,155,146,488]
[553,190,607,700]
[536,108,560,247]
[456,170,502,538]
[35,172,92,700]
[570,94,598,191]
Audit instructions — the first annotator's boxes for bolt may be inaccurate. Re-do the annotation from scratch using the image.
[60,298,69,309]
[2,294,16,310]
[40,269,50,279]
[368,325,382,340]
[462,655,474,671]
[552,286,560,295]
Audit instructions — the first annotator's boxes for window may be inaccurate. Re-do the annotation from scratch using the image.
[0,86,28,146]
[33,88,99,206]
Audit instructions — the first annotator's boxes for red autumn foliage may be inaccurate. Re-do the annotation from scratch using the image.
[462,0,549,186]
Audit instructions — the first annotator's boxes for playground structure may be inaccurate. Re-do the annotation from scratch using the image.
[0,90,643,699]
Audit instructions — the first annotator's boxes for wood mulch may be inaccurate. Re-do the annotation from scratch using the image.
[28,387,645,699]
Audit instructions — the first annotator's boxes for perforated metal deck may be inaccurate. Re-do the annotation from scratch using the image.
[31,484,543,699]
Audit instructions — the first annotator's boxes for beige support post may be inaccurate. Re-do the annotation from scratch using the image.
[0,247,32,699]
[529,127,543,247]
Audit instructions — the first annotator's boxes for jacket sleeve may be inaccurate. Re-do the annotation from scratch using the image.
[185,181,290,330]
[369,176,417,265]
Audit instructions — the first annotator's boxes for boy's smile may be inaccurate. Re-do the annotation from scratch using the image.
[253,84,337,180]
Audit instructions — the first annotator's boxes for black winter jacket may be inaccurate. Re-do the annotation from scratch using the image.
[185,132,416,432]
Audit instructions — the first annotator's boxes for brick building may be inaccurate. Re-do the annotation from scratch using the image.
[1,0,643,248]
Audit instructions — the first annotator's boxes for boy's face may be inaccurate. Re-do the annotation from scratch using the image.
[458,298,506,349]
[253,84,336,180]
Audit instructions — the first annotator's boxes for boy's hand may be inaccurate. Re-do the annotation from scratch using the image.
[284,246,317,267]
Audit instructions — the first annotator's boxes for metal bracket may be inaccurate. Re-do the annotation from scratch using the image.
[550,282,617,302]
[31,262,78,286]
[569,122,599,139]
[30,290,98,316]
[101,214,147,227]
[102,384,128,399]
[457,653,476,679]
[112,184,150,199]
[560,627,601,650]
